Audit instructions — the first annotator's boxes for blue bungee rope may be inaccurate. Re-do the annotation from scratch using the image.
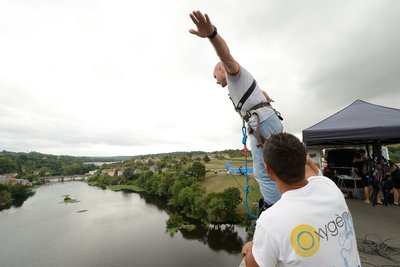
[242,124,258,220]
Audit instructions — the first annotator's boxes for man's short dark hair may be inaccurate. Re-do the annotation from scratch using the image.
[263,133,306,184]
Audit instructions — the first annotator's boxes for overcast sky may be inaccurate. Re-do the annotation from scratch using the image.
[1,0,399,157]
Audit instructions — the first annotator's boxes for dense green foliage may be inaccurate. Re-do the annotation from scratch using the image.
[166,213,184,229]
[186,161,206,180]
[0,149,245,176]
[0,151,98,179]
[0,184,34,210]
[0,157,17,174]
[0,189,12,208]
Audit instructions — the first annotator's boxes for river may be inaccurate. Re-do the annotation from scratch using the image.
[0,182,249,267]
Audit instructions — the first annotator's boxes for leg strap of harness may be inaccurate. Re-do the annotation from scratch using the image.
[248,113,264,148]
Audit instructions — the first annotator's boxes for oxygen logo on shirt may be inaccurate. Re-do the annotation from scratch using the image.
[290,224,320,257]
[290,211,355,259]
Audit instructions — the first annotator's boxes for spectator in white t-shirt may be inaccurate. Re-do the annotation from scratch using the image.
[242,133,361,267]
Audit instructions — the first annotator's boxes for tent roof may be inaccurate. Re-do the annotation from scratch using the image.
[302,99,400,146]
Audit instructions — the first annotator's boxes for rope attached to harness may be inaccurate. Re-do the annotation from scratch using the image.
[242,121,258,220]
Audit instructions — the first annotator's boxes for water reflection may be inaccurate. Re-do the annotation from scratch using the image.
[0,191,35,211]
[180,224,244,254]
[139,194,246,254]
[207,225,244,253]
[139,193,169,211]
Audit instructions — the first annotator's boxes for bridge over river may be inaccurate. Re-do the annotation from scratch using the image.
[38,174,91,183]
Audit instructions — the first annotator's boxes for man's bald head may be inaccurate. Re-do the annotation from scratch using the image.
[212,62,227,87]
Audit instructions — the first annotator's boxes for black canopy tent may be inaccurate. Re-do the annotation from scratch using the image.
[303,99,400,147]
[303,99,400,206]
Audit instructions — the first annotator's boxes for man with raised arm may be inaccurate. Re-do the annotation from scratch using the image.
[189,10,283,209]
[241,133,361,267]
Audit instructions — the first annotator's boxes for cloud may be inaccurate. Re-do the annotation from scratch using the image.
[0,0,399,156]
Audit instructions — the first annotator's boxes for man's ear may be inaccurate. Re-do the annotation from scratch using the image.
[264,163,275,179]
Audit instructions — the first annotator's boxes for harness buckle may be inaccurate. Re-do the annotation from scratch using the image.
[243,111,253,122]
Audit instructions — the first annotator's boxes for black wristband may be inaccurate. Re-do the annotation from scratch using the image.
[207,25,217,39]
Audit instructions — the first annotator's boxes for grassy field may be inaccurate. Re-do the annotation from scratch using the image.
[202,158,262,216]
[203,157,250,169]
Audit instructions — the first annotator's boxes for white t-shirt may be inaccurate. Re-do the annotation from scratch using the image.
[252,176,361,267]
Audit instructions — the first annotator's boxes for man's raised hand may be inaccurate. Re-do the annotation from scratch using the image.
[189,10,214,38]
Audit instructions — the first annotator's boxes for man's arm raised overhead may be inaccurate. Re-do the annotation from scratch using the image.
[189,10,240,75]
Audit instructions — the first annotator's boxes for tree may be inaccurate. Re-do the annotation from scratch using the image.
[39,167,52,177]
[62,163,85,175]
[147,159,154,166]
[166,213,184,229]
[156,159,167,169]
[221,187,242,222]
[205,193,226,223]
[180,156,188,165]
[123,167,138,180]
[0,157,17,174]
[200,187,242,224]
[169,175,197,207]
[187,161,206,180]
[0,190,12,208]
[175,184,205,216]
[155,175,174,197]
[9,185,31,199]
[203,155,211,162]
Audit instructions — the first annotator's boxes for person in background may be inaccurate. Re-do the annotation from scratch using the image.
[352,149,372,204]
[188,10,283,209]
[389,161,400,205]
[241,133,361,267]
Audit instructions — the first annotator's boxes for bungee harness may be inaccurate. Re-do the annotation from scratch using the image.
[229,79,283,147]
